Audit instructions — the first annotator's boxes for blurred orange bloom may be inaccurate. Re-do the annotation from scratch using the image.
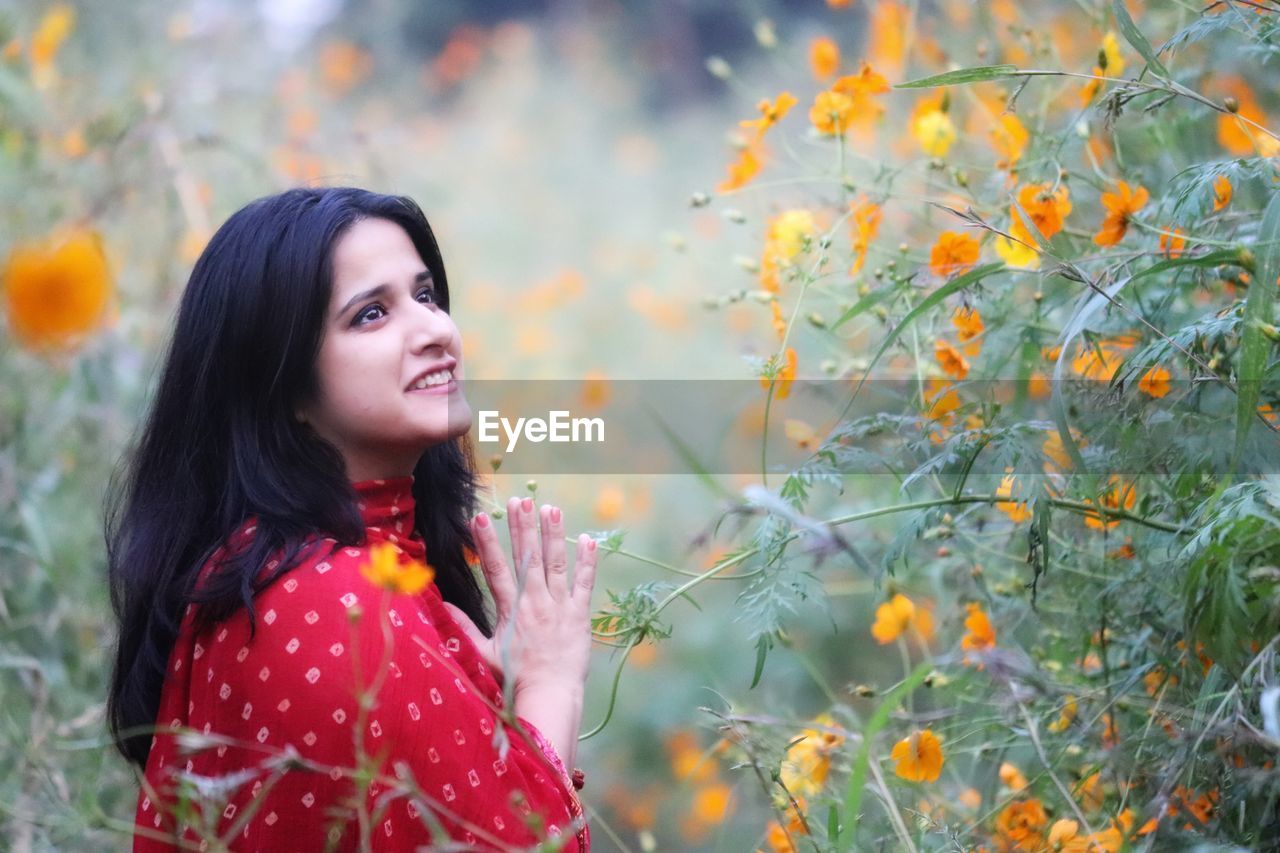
[717,142,764,193]
[935,339,970,379]
[995,799,1048,850]
[781,714,845,797]
[889,728,944,782]
[827,0,853,7]
[810,89,856,135]
[1071,334,1136,381]
[3,228,113,350]
[868,1,908,75]
[319,40,373,96]
[1138,365,1171,398]
[1083,476,1137,530]
[830,64,891,132]
[1159,227,1186,258]
[1047,695,1078,732]
[961,602,996,657]
[953,306,984,342]
[929,231,981,278]
[1213,174,1233,211]
[1215,77,1280,157]
[849,197,882,274]
[681,782,734,841]
[809,37,840,80]
[988,113,1029,170]
[995,473,1031,523]
[30,4,75,81]
[1094,181,1148,246]
[740,92,798,142]
[999,762,1028,791]
[359,541,434,595]
[667,730,717,783]
[760,347,798,399]
[870,593,935,644]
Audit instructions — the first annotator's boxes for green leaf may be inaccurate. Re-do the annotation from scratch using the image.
[839,661,933,853]
[830,286,896,332]
[1231,190,1280,479]
[750,633,773,689]
[895,65,1019,89]
[1112,0,1170,78]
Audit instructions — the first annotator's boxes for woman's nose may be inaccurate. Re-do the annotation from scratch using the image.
[408,301,455,351]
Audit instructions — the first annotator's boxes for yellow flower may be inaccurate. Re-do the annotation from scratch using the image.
[989,113,1029,170]
[889,728,944,782]
[3,228,113,350]
[717,141,764,193]
[769,210,818,262]
[1100,31,1125,76]
[781,714,845,797]
[995,233,1040,270]
[810,89,856,136]
[359,541,434,595]
[1047,695,1078,732]
[870,593,935,645]
[913,108,956,157]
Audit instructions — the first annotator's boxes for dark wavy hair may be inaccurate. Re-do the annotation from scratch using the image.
[105,187,492,767]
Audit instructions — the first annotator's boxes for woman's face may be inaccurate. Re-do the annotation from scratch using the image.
[297,216,471,481]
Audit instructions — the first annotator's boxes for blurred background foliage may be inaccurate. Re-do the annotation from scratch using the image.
[3,0,1280,850]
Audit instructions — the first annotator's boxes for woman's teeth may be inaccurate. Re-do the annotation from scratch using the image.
[410,370,452,390]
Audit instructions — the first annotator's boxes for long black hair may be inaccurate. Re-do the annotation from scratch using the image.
[105,187,492,767]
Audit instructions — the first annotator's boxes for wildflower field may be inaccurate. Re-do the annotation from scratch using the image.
[3,0,1280,850]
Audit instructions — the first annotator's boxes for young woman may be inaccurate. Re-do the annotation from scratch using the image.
[106,187,596,850]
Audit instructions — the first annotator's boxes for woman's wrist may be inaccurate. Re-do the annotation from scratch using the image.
[512,680,584,771]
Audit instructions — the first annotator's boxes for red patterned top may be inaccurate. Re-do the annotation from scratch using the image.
[133,477,589,851]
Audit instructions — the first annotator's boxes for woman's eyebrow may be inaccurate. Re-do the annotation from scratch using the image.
[335,271,433,319]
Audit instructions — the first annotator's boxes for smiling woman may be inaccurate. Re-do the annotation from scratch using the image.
[105,187,596,851]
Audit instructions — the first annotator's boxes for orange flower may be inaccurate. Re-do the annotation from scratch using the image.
[935,339,970,379]
[999,762,1028,791]
[1215,77,1280,157]
[994,798,1047,850]
[961,602,996,658]
[1083,476,1136,530]
[1138,365,1171,398]
[781,714,845,796]
[1047,695,1078,733]
[989,113,1029,170]
[1212,174,1232,211]
[929,231,981,278]
[809,37,840,80]
[681,782,734,840]
[995,472,1031,523]
[810,89,856,135]
[1071,334,1136,381]
[1093,181,1148,247]
[1013,183,1072,241]
[717,142,764,193]
[760,347,798,399]
[318,40,373,96]
[953,306,984,344]
[827,0,853,7]
[848,197,882,274]
[359,541,434,595]
[740,92,798,142]
[30,4,75,83]
[1158,227,1186,258]
[889,728,944,782]
[830,64,891,132]
[868,1,908,76]
[3,228,113,350]
[870,593,935,644]
[667,730,717,783]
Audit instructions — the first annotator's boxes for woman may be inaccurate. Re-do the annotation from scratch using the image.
[106,187,596,850]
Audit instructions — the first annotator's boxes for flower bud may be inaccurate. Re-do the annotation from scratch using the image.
[525,479,538,493]
[705,56,732,80]
[689,191,711,208]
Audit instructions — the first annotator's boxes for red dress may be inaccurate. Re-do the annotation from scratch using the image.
[134,477,589,851]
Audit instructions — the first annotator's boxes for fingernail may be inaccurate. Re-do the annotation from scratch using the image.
[475,513,489,528]
[550,506,561,524]
[521,497,534,513]
[588,538,597,552]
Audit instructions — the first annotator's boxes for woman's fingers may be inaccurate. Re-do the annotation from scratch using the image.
[470,508,515,618]
[572,533,598,606]
[540,504,569,600]
[508,496,545,596]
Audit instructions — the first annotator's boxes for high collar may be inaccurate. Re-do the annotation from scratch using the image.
[352,476,425,561]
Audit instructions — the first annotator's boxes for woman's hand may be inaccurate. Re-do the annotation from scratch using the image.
[441,496,598,697]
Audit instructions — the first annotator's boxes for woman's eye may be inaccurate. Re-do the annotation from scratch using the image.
[416,287,438,305]
[353,305,385,325]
